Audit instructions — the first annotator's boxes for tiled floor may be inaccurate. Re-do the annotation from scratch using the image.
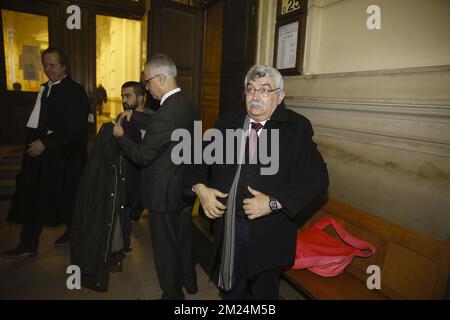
[0,200,305,300]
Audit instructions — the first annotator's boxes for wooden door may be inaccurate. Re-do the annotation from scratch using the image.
[219,0,257,115]
[200,1,222,131]
[149,0,203,113]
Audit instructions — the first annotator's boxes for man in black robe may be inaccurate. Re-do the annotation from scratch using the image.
[2,47,90,258]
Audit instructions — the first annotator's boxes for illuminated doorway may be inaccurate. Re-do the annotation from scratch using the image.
[95,15,146,131]
[1,10,49,92]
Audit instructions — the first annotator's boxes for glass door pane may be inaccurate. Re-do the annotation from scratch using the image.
[2,9,49,92]
[96,15,143,131]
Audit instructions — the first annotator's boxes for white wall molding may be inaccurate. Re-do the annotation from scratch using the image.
[286,97,450,121]
[283,68,450,104]
[314,126,450,159]
[286,98,450,157]
[287,65,450,80]
[308,0,343,9]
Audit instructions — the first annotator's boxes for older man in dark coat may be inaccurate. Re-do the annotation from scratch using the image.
[186,65,329,299]
[2,47,90,258]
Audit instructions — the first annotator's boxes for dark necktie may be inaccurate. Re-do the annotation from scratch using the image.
[249,122,264,160]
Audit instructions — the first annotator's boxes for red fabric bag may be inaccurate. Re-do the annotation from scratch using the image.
[292,216,376,277]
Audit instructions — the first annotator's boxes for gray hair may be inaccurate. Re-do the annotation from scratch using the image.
[244,64,284,93]
[145,53,177,78]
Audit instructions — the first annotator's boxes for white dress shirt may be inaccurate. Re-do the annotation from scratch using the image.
[160,87,181,106]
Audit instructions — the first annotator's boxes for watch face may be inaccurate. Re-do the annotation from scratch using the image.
[270,200,277,211]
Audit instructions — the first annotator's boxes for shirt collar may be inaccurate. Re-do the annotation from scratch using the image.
[249,119,268,126]
[48,74,67,86]
[160,87,181,106]
[45,75,67,97]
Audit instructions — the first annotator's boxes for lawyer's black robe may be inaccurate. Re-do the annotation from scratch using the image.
[8,76,90,226]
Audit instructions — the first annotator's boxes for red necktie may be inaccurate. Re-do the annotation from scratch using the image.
[249,122,263,160]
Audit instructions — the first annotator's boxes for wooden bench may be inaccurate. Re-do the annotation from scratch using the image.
[283,198,450,300]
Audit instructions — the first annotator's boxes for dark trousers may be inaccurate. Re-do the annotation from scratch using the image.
[123,206,133,250]
[149,206,197,299]
[20,224,42,249]
[123,206,143,249]
[222,217,281,300]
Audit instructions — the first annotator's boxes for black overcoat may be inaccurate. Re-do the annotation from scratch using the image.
[70,123,126,292]
[185,103,329,278]
[8,76,90,226]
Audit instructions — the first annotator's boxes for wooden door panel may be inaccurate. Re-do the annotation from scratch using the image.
[160,8,195,70]
[200,1,222,130]
[219,0,257,115]
[150,0,202,112]
[177,75,193,102]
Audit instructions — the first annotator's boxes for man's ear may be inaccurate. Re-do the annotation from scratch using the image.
[158,73,166,85]
[278,90,285,105]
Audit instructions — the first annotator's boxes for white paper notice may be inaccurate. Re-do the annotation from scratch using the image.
[276,21,299,70]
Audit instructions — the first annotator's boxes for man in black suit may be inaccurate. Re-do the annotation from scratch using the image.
[113,54,197,300]
[186,65,329,299]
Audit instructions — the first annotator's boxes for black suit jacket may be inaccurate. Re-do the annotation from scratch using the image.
[185,103,329,278]
[117,91,196,212]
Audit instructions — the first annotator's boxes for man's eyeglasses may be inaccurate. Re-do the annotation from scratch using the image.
[245,86,280,97]
[143,74,161,85]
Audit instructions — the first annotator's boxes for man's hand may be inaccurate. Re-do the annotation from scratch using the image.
[243,186,272,220]
[26,139,46,157]
[194,183,228,219]
[118,110,132,122]
[112,120,124,138]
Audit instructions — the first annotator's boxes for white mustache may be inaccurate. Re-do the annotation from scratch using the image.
[249,101,264,108]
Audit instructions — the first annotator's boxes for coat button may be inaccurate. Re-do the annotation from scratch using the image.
[121,206,124,209]
[107,223,111,226]
[111,193,114,197]
[122,178,125,181]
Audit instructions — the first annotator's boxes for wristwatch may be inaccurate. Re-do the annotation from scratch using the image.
[269,196,278,212]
